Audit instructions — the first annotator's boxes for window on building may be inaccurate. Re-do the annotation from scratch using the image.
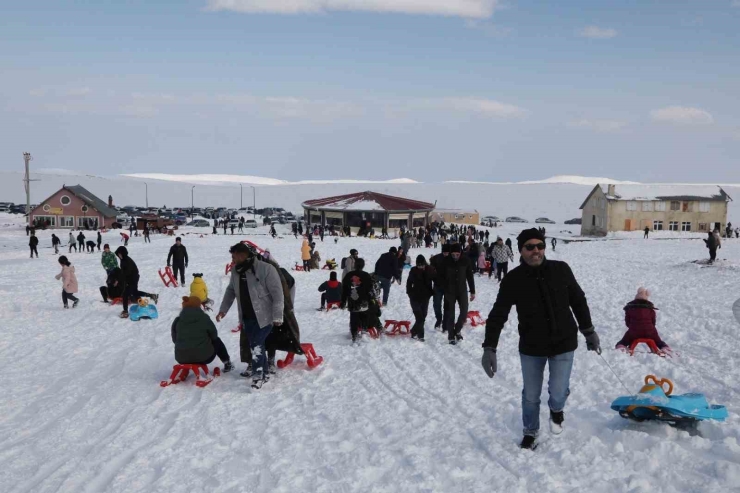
[698,223,709,232]
[669,221,679,231]
[670,201,680,211]
[626,201,637,211]
[699,202,710,213]
[653,221,663,231]
[654,201,666,212]
[60,195,71,206]
[33,215,56,227]
[681,222,692,232]
[682,201,693,212]
[592,215,596,226]
[59,216,74,228]
[642,202,654,212]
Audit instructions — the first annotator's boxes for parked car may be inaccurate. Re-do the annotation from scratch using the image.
[505,216,527,223]
[245,219,258,228]
[187,219,210,227]
[228,219,240,227]
[535,217,556,224]
[564,218,582,225]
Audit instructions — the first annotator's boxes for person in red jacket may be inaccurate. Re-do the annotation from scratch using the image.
[615,288,669,350]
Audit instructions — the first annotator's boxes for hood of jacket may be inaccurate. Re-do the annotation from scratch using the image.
[624,299,658,311]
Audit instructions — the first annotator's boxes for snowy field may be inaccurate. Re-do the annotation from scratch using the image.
[2,216,740,493]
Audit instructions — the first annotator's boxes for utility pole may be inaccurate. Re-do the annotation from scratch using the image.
[145,182,148,208]
[250,186,256,218]
[239,183,243,209]
[23,153,35,225]
[191,186,195,218]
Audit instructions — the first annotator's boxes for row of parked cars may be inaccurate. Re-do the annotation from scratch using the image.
[0,202,31,214]
[482,215,558,224]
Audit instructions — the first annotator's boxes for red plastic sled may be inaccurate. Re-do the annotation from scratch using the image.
[277,343,324,370]
[466,311,486,327]
[384,319,411,336]
[366,327,380,339]
[160,364,221,388]
[109,297,123,305]
[225,262,234,275]
[241,240,265,255]
[626,338,669,357]
[158,266,178,287]
[326,301,340,310]
[293,263,305,271]
[232,323,242,333]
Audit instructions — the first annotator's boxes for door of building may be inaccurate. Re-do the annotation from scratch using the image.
[624,219,632,231]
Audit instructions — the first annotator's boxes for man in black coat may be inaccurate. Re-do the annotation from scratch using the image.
[704,231,718,263]
[374,247,402,306]
[167,237,189,284]
[438,243,475,344]
[29,233,39,258]
[115,246,158,318]
[340,258,376,343]
[406,255,435,341]
[480,228,601,450]
[429,244,450,329]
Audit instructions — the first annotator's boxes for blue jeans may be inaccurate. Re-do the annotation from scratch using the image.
[242,319,273,378]
[520,351,574,437]
[376,276,392,305]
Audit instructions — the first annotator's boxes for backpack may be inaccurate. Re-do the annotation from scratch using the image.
[341,257,348,269]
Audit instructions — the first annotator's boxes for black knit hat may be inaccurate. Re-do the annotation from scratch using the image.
[517,228,546,252]
[442,244,451,253]
[450,243,462,253]
[229,243,250,254]
[416,254,427,266]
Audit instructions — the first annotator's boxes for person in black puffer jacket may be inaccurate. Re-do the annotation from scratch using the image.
[437,243,475,343]
[480,228,601,450]
[374,247,402,305]
[115,246,158,318]
[429,244,450,329]
[171,296,233,372]
[406,255,435,341]
[99,267,124,302]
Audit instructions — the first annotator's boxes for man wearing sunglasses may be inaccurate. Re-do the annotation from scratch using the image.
[480,228,600,450]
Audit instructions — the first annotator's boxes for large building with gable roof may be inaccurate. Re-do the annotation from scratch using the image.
[579,183,731,236]
[30,185,118,229]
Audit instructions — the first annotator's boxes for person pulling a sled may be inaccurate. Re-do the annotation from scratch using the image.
[172,296,234,373]
[615,287,670,352]
[217,243,284,389]
[480,228,601,450]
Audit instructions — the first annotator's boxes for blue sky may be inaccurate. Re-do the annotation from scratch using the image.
[1,0,739,182]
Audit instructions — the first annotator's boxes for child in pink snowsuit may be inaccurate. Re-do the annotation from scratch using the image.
[615,288,669,350]
[477,250,487,275]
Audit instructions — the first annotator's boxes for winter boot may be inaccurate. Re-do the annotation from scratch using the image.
[119,311,129,319]
[550,410,564,435]
[240,365,253,378]
[251,373,267,390]
[223,361,235,373]
[151,293,159,304]
[72,299,79,308]
[268,358,276,375]
[520,435,537,450]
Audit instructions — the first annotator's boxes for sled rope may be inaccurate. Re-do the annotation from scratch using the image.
[598,352,633,395]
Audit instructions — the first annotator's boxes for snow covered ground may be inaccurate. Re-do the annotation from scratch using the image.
[2,214,740,492]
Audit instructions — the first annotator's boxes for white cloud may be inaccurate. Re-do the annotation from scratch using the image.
[464,19,512,37]
[205,0,499,18]
[578,26,618,39]
[214,94,363,121]
[66,87,92,97]
[568,119,626,132]
[419,97,527,118]
[650,106,714,125]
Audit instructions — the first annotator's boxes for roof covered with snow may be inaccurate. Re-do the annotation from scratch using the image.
[600,184,731,202]
[302,191,434,212]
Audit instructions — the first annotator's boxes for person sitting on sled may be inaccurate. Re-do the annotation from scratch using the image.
[318,271,342,310]
[615,287,670,351]
[100,267,124,303]
[190,273,214,310]
[172,296,233,373]
[324,258,338,270]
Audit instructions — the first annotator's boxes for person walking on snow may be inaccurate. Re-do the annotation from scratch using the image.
[480,228,601,450]
[491,237,514,282]
[55,255,80,308]
[120,232,129,246]
[430,244,450,330]
[300,240,312,272]
[115,246,159,318]
[51,234,60,254]
[77,231,85,252]
[97,231,102,251]
[171,296,234,373]
[167,237,189,285]
[644,226,650,239]
[704,231,718,263]
[438,243,475,344]
[374,247,403,306]
[551,237,557,252]
[406,255,435,341]
[29,232,39,258]
[341,249,359,282]
[216,243,284,389]
[68,231,77,253]
[615,287,670,352]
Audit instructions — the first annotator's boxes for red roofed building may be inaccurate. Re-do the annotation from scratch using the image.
[302,191,435,232]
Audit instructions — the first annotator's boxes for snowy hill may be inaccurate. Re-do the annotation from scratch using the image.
[1,169,738,223]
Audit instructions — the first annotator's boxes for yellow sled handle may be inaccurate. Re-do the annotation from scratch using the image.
[645,375,673,396]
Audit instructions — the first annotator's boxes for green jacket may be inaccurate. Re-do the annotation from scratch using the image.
[101,251,118,272]
[171,308,218,364]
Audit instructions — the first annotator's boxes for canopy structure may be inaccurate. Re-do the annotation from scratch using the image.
[301,191,435,231]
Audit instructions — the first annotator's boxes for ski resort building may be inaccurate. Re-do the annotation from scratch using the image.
[302,191,435,232]
[579,183,732,236]
[430,209,480,225]
[30,185,118,229]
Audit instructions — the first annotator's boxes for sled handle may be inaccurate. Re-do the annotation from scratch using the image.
[645,375,673,395]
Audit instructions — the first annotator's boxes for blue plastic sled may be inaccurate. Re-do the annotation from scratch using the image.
[611,375,727,424]
[129,303,159,321]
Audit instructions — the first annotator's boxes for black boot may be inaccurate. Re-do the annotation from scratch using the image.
[520,435,537,450]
